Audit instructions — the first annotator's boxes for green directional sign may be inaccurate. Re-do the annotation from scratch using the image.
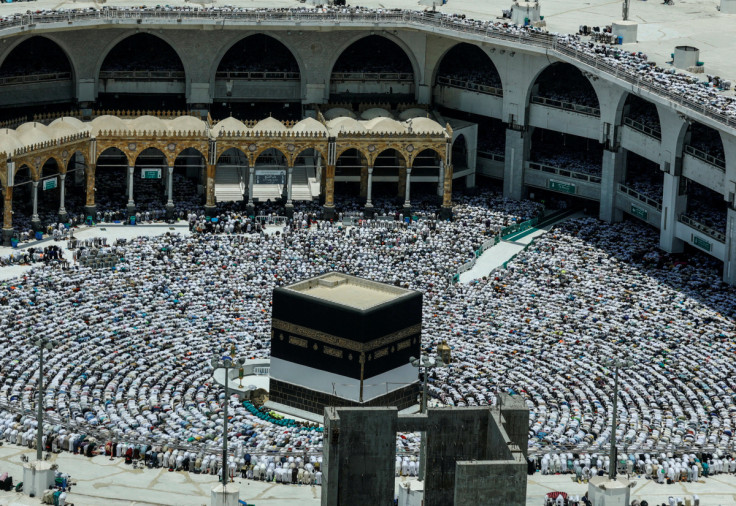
[548,179,576,194]
[630,205,648,220]
[142,169,162,179]
[42,177,57,191]
[692,235,711,252]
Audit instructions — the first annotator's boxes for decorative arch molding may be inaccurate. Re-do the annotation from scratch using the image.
[429,41,503,89]
[0,34,77,83]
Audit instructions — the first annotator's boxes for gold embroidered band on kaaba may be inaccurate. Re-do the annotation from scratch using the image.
[272,319,421,353]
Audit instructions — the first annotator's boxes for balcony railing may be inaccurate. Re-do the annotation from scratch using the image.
[623,117,661,140]
[684,145,726,170]
[215,71,300,80]
[0,72,71,85]
[436,75,502,97]
[99,70,185,80]
[331,72,414,81]
[679,214,726,243]
[531,95,600,117]
[617,183,662,211]
[477,151,505,162]
[527,161,602,184]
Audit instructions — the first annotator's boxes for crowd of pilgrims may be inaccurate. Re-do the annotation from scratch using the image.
[0,184,734,495]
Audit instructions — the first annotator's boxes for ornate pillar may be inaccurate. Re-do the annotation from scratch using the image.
[285,165,294,218]
[166,165,174,219]
[247,165,255,214]
[403,166,412,214]
[440,163,453,220]
[365,166,374,217]
[323,164,336,219]
[126,166,136,217]
[205,163,216,217]
[398,165,407,199]
[84,162,96,219]
[316,152,322,184]
[31,180,41,231]
[359,166,368,199]
[2,185,13,246]
[58,173,68,223]
[437,160,444,197]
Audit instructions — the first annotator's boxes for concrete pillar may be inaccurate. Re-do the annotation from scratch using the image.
[599,148,625,223]
[247,166,255,215]
[365,167,374,213]
[503,128,529,200]
[323,164,335,220]
[58,173,68,223]
[316,152,322,184]
[403,167,412,214]
[210,483,239,506]
[285,166,294,218]
[23,461,56,498]
[2,185,13,246]
[166,165,174,219]
[465,172,476,189]
[660,172,687,253]
[724,207,736,285]
[31,180,41,231]
[205,163,216,217]
[126,166,136,217]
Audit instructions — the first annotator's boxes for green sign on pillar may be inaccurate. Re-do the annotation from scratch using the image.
[548,179,576,195]
[42,177,57,191]
[142,169,162,179]
[630,205,648,221]
[692,235,711,252]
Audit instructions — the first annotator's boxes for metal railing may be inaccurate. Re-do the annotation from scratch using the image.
[617,184,662,212]
[527,161,603,184]
[436,75,503,97]
[477,151,505,162]
[215,71,300,80]
[0,10,730,130]
[678,214,726,243]
[0,72,72,85]
[684,145,726,170]
[531,95,600,117]
[99,70,185,80]
[623,117,661,140]
[331,72,414,81]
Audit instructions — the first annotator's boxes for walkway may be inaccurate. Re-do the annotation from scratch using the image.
[459,209,581,283]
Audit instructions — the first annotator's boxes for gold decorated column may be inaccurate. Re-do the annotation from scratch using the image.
[442,163,453,208]
[359,166,368,198]
[398,165,406,199]
[2,185,12,231]
[325,164,335,208]
[205,163,216,208]
[85,163,96,207]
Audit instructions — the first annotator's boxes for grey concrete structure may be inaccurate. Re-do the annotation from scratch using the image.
[0,11,735,280]
[322,403,528,506]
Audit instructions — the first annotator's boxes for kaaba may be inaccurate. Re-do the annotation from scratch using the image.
[269,272,422,415]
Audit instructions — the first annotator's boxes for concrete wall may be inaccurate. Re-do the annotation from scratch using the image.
[432,86,503,119]
[523,166,602,201]
[0,80,73,107]
[454,459,527,506]
[527,104,600,140]
[682,153,725,193]
[620,125,661,162]
[615,190,663,229]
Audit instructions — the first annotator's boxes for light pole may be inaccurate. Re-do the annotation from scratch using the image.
[35,337,57,461]
[410,344,451,482]
[211,350,245,485]
[601,356,632,480]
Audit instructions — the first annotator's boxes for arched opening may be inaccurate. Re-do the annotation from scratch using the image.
[330,35,414,103]
[622,94,661,138]
[215,148,248,209]
[372,148,406,206]
[63,151,88,220]
[435,43,502,95]
[0,36,74,112]
[531,63,599,115]
[334,148,366,206]
[253,148,288,209]
[172,148,206,216]
[95,147,129,221]
[212,34,302,121]
[292,148,320,204]
[36,159,62,227]
[10,165,34,233]
[98,34,186,111]
[411,149,443,204]
[132,148,169,218]
[530,129,603,177]
[624,151,663,205]
[452,135,468,170]
[685,122,726,169]
[684,179,727,235]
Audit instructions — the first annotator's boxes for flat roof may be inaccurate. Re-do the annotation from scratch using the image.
[285,272,410,310]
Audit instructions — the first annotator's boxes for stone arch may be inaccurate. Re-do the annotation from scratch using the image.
[410,147,444,167]
[294,146,328,167]
[175,146,207,164]
[336,146,370,164]
[328,33,421,87]
[685,120,726,163]
[96,146,132,167]
[431,42,502,89]
[372,147,409,168]
[96,31,187,84]
[210,32,304,85]
[216,146,249,165]
[0,35,76,83]
[525,61,600,112]
[134,147,169,167]
[254,147,289,167]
